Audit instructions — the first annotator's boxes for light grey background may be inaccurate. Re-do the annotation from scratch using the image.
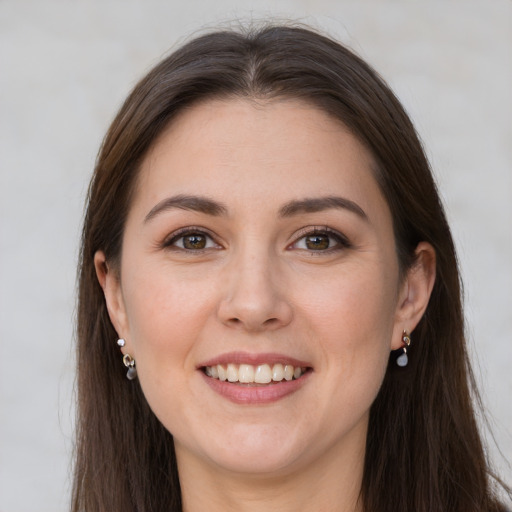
[1,1,511,510]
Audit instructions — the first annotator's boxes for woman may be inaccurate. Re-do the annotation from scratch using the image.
[73,24,510,511]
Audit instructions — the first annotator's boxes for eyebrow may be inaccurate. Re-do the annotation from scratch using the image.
[144,194,228,223]
[144,194,368,223]
[279,196,368,220]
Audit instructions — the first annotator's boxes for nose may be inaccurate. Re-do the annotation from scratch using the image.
[217,249,293,332]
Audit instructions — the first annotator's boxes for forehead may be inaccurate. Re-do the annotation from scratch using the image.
[132,97,388,221]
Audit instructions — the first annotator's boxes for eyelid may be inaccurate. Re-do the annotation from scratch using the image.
[288,226,351,251]
[162,226,222,250]
[160,225,349,252]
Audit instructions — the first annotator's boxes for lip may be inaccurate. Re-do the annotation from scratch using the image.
[197,351,312,369]
[200,369,312,404]
[197,352,313,405]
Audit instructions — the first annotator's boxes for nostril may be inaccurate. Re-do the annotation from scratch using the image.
[218,294,293,331]
[226,318,243,327]
[227,316,279,330]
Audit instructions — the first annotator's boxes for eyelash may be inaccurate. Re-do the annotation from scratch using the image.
[162,227,221,252]
[162,226,351,253]
[290,227,351,253]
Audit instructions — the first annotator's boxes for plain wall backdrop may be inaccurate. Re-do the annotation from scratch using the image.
[0,1,511,510]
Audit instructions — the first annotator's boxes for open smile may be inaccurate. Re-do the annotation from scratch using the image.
[203,363,308,384]
[199,353,313,404]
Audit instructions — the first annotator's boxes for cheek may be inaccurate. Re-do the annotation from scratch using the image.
[301,264,397,405]
[120,267,216,429]
[302,262,398,349]
[121,261,214,374]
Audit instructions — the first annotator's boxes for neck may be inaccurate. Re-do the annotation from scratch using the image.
[176,428,366,512]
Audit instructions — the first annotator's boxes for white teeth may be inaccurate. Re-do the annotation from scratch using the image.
[217,365,227,381]
[205,363,306,384]
[238,364,254,383]
[272,363,284,381]
[254,364,272,384]
[284,365,294,381]
[226,363,238,382]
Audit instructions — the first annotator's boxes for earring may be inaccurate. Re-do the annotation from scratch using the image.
[117,338,125,347]
[396,330,411,367]
[123,354,138,380]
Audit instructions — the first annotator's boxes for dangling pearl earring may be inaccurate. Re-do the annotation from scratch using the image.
[397,330,411,367]
[116,338,137,380]
[123,354,137,380]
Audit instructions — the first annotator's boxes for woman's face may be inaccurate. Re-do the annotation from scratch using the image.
[99,98,424,477]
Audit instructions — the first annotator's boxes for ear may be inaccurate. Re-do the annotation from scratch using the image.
[391,242,436,350]
[94,251,130,349]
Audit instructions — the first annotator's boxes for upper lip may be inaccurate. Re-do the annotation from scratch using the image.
[198,351,312,369]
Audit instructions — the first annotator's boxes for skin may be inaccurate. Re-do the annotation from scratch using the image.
[95,98,436,512]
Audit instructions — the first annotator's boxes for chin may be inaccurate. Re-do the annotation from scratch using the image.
[177,420,311,476]
[207,445,302,476]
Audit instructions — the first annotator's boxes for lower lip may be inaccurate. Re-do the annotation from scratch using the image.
[201,371,311,404]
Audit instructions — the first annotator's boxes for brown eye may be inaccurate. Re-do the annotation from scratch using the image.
[182,234,207,250]
[166,230,219,251]
[304,234,330,250]
[291,229,350,253]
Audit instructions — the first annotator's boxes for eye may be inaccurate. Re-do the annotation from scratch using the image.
[165,229,220,251]
[291,228,349,252]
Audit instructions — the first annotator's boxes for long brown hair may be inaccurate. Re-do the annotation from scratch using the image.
[73,24,510,511]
